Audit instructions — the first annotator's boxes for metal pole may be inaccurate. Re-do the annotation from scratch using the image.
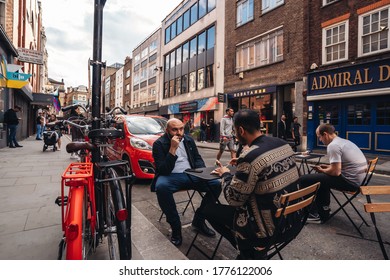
[91,0,106,162]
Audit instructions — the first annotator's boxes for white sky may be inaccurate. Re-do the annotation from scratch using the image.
[39,0,181,87]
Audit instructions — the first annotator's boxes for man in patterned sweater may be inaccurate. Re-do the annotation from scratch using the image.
[205,109,301,259]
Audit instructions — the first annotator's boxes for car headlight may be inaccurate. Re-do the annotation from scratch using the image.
[130,137,152,150]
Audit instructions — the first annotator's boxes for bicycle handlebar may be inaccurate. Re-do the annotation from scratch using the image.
[61,104,88,113]
[63,119,90,131]
[105,106,127,115]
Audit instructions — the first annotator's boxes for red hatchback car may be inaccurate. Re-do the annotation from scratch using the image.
[107,114,167,179]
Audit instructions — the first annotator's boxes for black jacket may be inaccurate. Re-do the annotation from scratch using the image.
[4,109,19,125]
[150,133,205,192]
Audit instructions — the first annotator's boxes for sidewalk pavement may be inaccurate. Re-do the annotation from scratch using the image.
[195,141,390,175]
[0,135,186,260]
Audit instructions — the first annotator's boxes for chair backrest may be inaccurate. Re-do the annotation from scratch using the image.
[265,182,320,259]
[360,186,390,213]
[361,157,379,186]
[276,182,320,218]
[360,185,390,260]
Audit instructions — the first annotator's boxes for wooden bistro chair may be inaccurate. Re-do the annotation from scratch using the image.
[326,157,378,237]
[360,185,390,260]
[264,182,320,259]
[186,182,320,260]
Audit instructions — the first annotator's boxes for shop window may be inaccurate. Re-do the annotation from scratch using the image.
[358,6,390,57]
[318,104,339,125]
[347,103,371,125]
[377,102,390,125]
[323,21,348,64]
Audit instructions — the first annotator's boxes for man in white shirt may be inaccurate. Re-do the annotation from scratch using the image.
[299,123,367,223]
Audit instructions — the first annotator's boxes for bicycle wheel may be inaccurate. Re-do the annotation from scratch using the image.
[104,167,131,260]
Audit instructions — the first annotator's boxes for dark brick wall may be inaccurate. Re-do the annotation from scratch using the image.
[224,0,309,93]
[309,0,390,71]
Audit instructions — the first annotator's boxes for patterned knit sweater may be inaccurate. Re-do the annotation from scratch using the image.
[221,135,300,248]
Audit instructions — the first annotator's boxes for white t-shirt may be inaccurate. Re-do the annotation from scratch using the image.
[171,140,191,173]
[327,137,367,186]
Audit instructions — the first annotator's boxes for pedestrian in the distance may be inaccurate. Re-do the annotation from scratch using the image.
[36,110,44,140]
[291,116,301,152]
[4,105,23,148]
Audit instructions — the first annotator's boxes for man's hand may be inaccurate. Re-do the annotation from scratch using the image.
[169,135,181,155]
[212,160,230,176]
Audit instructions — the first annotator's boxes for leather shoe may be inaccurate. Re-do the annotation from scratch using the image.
[9,145,16,148]
[192,219,216,237]
[15,145,23,147]
[170,227,182,246]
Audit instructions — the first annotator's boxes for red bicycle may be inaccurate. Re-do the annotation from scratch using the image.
[55,105,134,260]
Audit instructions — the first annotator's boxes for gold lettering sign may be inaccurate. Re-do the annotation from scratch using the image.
[311,66,380,91]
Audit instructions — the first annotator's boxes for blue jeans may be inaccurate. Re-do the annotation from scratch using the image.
[36,124,42,139]
[155,173,221,228]
[8,124,19,146]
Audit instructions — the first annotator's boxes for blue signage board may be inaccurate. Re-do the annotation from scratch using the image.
[308,58,390,96]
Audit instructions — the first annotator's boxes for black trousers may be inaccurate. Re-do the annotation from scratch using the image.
[299,173,358,215]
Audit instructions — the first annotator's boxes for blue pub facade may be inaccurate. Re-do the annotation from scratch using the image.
[307,58,390,155]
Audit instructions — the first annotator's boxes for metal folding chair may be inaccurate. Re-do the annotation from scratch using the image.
[360,185,390,260]
[326,157,378,237]
[158,189,197,222]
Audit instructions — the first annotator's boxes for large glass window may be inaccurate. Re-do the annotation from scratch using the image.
[235,29,283,72]
[176,46,182,65]
[190,3,198,25]
[359,6,389,56]
[205,65,214,88]
[237,0,254,27]
[347,103,371,125]
[171,21,177,40]
[182,74,188,94]
[199,0,207,19]
[318,104,339,125]
[190,37,197,58]
[164,82,169,98]
[207,25,215,49]
[377,102,390,125]
[165,26,171,44]
[165,54,170,70]
[169,80,175,97]
[183,10,190,30]
[323,21,348,64]
[176,77,181,95]
[182,42,190,61]
[189,71,196,92]
[198,31,206,54]
[170,50,176,69]
[197,68,205,90]
[208,0,216,12]
[262,0,284,14]
[149,40,157,53]
[177,16,183,35]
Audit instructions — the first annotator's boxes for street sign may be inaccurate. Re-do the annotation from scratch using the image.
[218,92,225,103]
[17,48,44,65]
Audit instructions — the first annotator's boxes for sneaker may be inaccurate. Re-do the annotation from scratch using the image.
[306,213,322,224]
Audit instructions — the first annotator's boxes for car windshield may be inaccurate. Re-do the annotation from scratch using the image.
[126,116,167,135]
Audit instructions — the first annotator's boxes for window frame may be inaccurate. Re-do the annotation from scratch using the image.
[322,20,349,65]
[358,5,390,57]
[262,0,284,15]
[237,0,254,28]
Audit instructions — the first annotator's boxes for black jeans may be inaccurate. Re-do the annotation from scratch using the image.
[299,173,359,217]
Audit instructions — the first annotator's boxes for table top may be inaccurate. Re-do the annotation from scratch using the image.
[294,152,325,160]
[184,166,236,181]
